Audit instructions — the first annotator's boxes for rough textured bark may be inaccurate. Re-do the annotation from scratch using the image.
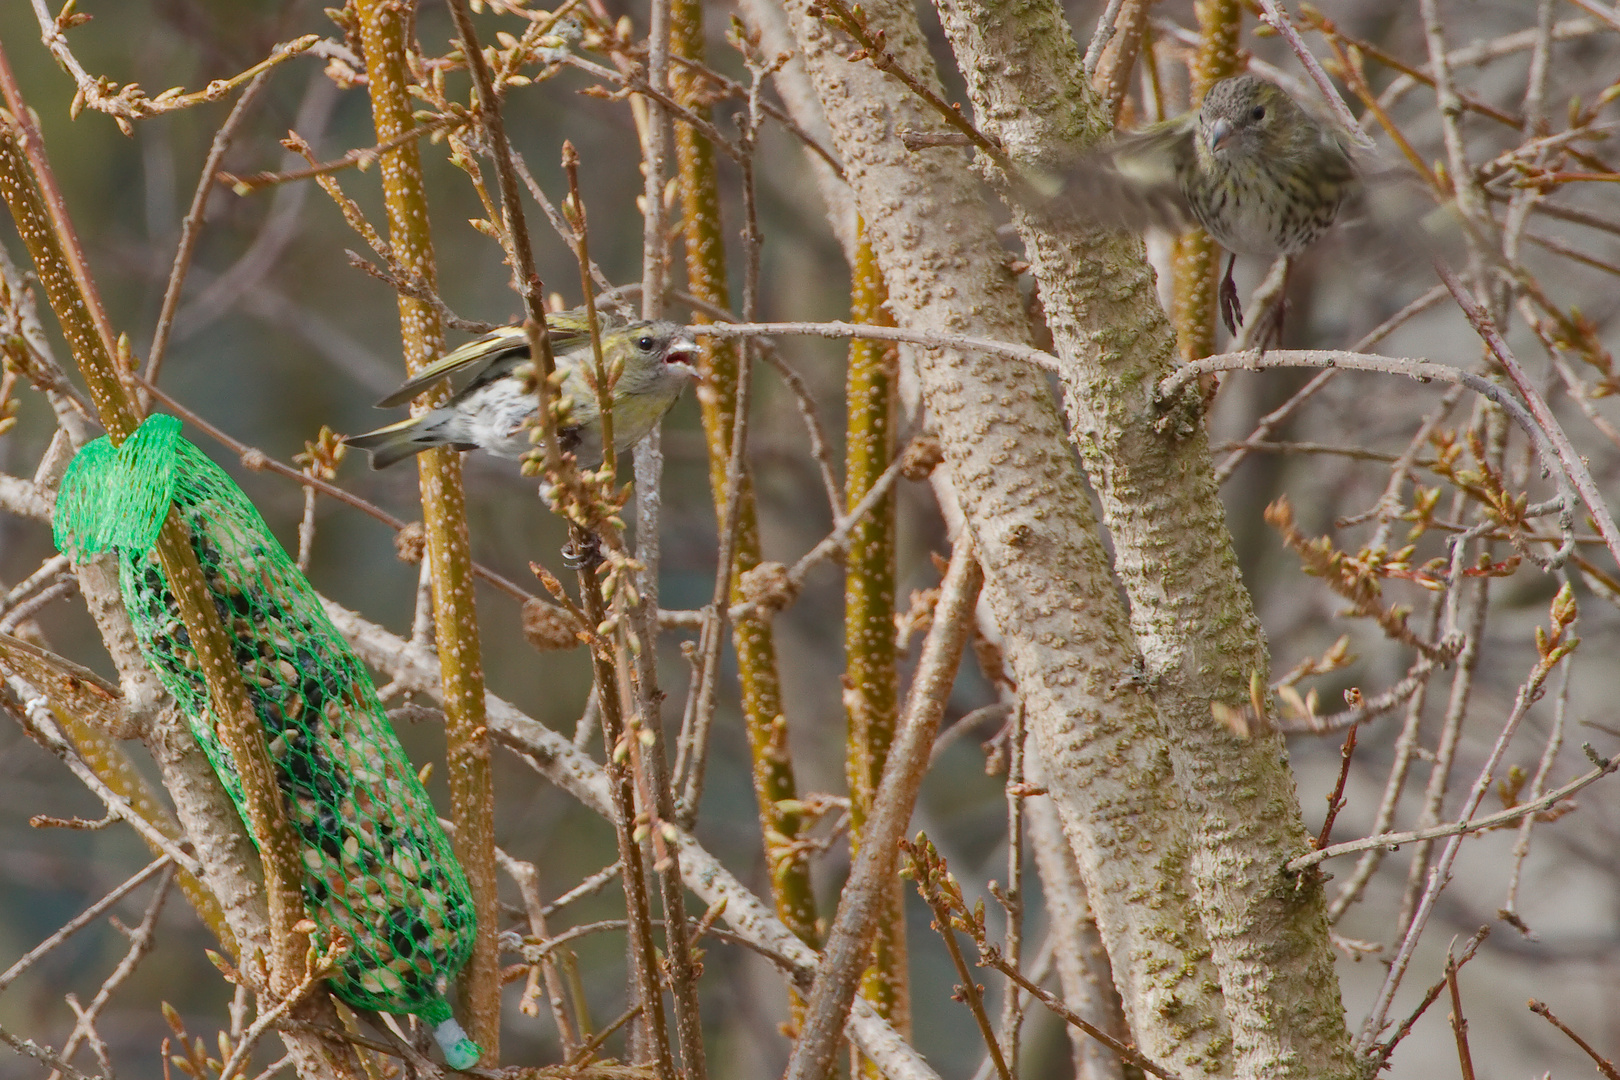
[1025,749,1126,1080]
[930,1,1356,1076]
[778,0,1230,1071]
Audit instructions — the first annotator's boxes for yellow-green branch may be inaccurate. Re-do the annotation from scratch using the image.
[351,0,500,1055]
[671,0,821,969]
[844,224,907,1066]
[1172,0,1243,362]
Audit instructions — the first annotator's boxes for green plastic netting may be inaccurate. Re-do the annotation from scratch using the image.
[53,415,480,1070]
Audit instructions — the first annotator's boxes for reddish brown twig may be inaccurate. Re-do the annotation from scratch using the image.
[1315,726,1358,850]
[1528,999,1620,1080]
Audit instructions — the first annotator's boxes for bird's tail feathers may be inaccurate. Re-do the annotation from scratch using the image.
[345,417,436,470]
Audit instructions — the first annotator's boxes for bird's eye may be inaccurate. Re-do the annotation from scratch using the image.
[638,335,656,351]
[1250,104,1266,121]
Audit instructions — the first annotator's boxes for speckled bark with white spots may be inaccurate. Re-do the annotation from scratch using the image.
[672,5,821,960]
[930,2,1356,1077]
[780,0,1230,1071]
[354,0,501,1056]
[845,228,909,1058]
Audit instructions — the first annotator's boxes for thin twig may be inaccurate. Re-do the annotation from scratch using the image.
[1251,0,1374,146]
[1314,727,1357,850]
[1501,654,1571,926]
[0,856,171,993]
[1214,284,1448,483]
[728,454,910,624]
[216,951,339,1080]
[0,1022,101,1080]
[979,945,1181,1080]
[1364,927,1488,1070]
[144,71,273,385]
[544,860,624,916]
[217,113,464,193]
[815,0,1007,163]
[1445,952,1476,1080]
[0,578,77,634]
[53,865,176,1077]
[1276,651,1448,735]
[696,320,1058,370]
[667,53,845,176]
[1290,746,1619,871]
[7,698,203,876]
[495,848,580,1052]
[1358,605,1582,1044]
[906,837,1014,1080]
[1528,999,1620,1080]
[993,705,1026,1072]
[1168,347,1577,566]
[1438,263,1620,570]
[26,2,314,130]
[783,536,981,1080]
[1081,0,1128,76]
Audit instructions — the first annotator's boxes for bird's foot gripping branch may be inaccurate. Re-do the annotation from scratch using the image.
[53,414,481,1071]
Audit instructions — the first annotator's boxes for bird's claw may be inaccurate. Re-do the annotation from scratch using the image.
[1219,256,1243,335]
[1248,296,1288,353]
[561,534,602,571]
[1219,282,1243,336]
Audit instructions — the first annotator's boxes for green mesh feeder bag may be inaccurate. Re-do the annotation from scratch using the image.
[53,415,480,1069]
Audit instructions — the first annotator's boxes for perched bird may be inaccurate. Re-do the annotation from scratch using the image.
[1047,74,1359,344]
[347,310,699,469]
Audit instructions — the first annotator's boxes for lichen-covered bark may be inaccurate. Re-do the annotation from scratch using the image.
[931,1,1356,1076]
[779,1,1229,1070]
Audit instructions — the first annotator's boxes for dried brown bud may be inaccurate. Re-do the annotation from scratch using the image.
[394,522,426,564]
[737,561,798,613]
[522,598,583,652]
[900,434,945,481]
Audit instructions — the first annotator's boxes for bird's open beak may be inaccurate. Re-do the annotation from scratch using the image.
[667,334,703,381]
[1206,117,1233,154]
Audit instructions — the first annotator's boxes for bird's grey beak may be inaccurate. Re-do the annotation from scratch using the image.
[1206,117,1233,154]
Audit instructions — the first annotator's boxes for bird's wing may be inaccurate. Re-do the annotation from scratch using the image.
[1039,119,1201,235]
[375,315,599,408]
[377,326,530,408]
[1336,144,1472,266]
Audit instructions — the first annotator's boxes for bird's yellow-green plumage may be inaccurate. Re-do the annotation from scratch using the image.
[346,308,699,470]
